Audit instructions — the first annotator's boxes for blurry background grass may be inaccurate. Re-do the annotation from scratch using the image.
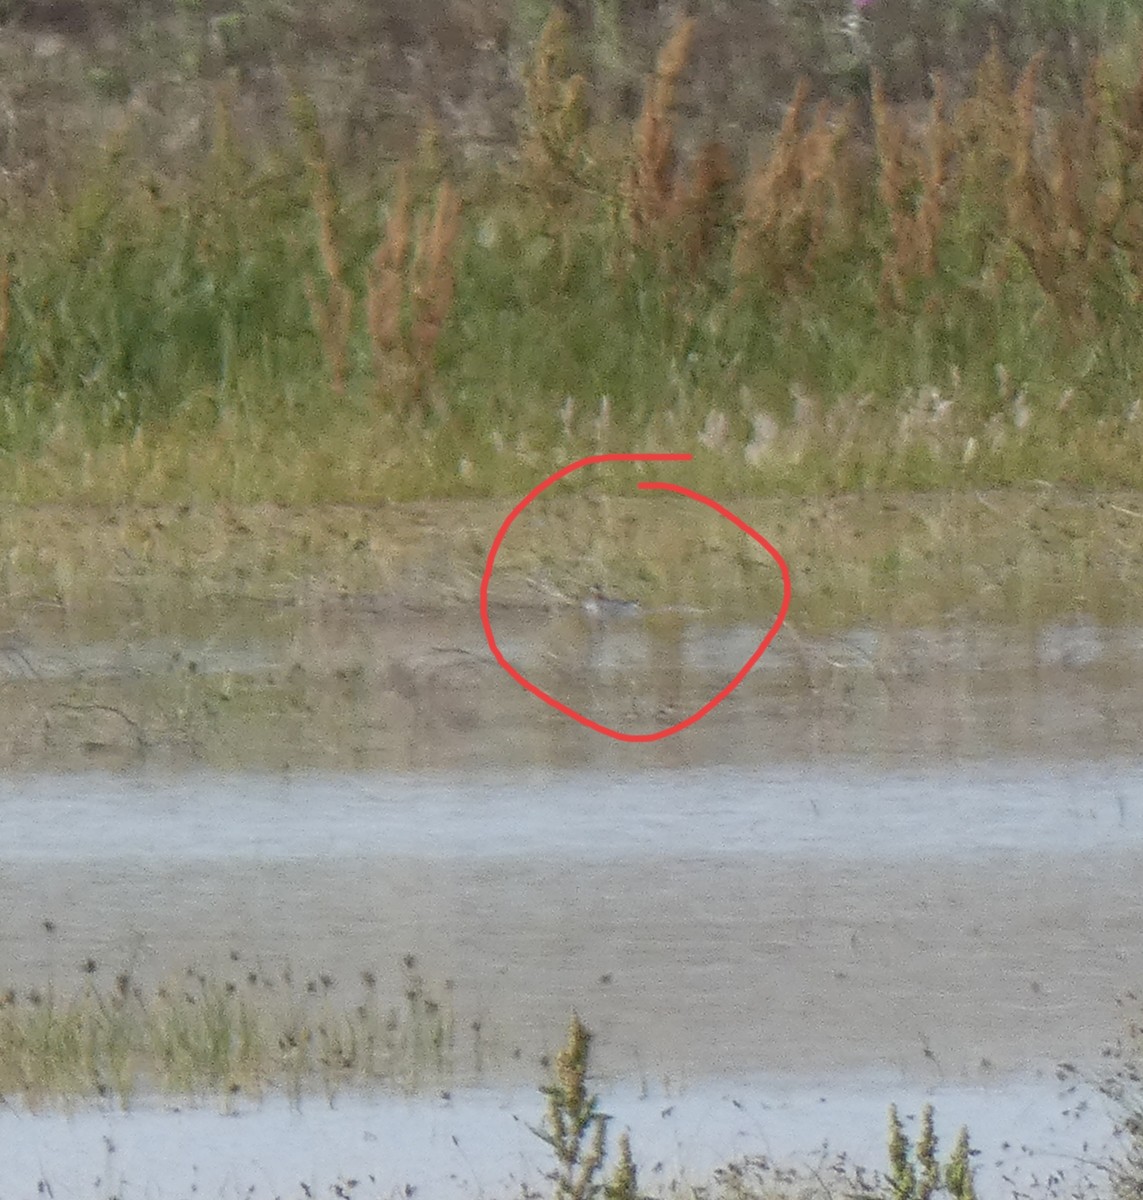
[0,1,1141,502]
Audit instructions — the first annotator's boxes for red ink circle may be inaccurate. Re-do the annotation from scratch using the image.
[480,453,791,742]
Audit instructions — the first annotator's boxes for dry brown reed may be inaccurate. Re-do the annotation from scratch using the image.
[862,39,1143,325]
[522,8,592,216]
[292,92,353,395]
[677,139,736,273]
[290,84,462,412]
[725,37,1143,321]
[623,16,738,275]
[367,166,412,369]
[410,180,463,393]
[1109,62,1143,295]
[997,44,1143,331]
[367,173,462,411]
[733,80,857,293]
[871,71,952,310]
[621,19,738,276]
[920,78,953,278]
[1003,52,1082,320]
[951,40,1038,297]
[956,41,1021,189]
[626,17,695,246]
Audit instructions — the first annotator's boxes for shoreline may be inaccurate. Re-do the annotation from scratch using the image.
[1,488,1141,632]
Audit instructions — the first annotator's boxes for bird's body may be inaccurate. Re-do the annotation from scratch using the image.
[582,584,641,620]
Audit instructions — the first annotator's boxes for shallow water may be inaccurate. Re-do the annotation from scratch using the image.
[2,759,1142,1087]
[0,1076,1123,1200]
[2,607,1142,1195]
[0,602,1141,769]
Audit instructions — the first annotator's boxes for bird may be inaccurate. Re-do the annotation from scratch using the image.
[582,584,641,620]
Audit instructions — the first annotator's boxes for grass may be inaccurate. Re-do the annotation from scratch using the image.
[0,1006,1055,1198]
[526,1017,984,1200]
[10,997,1143,1200]
[0,951,459,1108]
[529,1014,1143,1200]
[0,489,1139,629]
[0,11,1143,505]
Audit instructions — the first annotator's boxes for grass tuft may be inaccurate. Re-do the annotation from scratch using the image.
[0,955,458,1106]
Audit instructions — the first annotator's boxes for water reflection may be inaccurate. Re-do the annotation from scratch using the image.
[0,601,1138,769]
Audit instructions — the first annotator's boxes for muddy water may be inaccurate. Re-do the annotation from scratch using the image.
[2,603,1142,1196]
[2,768,1143,1089]
[1,606,1142,1094]
[3,764,1142,1088]
[0,601,1140,770]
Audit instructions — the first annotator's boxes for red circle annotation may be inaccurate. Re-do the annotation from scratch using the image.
[480,453,791,742]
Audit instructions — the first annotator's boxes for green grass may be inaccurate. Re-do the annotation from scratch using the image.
[8,995,1143,1200]
[1,180,1140,507]
[0,953,459,1107]
[0,30,1140,506]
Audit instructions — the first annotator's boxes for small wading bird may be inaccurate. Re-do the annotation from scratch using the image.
[582,584,641,620]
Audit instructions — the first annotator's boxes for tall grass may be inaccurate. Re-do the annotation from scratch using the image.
[0,13,1142,501]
